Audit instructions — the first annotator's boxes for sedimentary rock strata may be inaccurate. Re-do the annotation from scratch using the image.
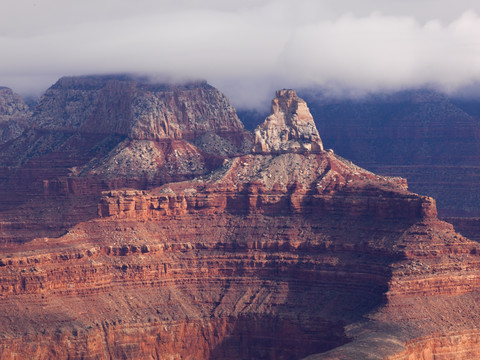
[0,76,251,243]
[0,81,480,359]
[2,146,480,359]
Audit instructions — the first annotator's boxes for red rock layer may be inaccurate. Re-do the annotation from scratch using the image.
[386,332,480,360]
[438,216,480,243]
[2,87,480,359]
[1,150,480,359]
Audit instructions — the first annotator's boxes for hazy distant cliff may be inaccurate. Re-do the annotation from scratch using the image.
[300,89,480,217]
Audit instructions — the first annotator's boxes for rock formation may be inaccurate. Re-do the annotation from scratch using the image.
[253,89,323,154]
[0,87,31,144]
[1,81,480,359]
[33,75,249,148]
[0,75,252,243]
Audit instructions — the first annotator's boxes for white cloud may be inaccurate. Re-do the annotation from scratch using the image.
[278,10,480,93]
[1,0,480,108]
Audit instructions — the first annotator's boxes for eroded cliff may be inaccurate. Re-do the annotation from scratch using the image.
[1,85,480,360]
[0,76,252,243]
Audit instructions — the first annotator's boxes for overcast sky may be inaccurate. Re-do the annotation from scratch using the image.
[1,0,480,108]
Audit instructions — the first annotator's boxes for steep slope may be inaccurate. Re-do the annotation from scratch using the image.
[300,89,480,217]
[30,75,249,151]
[0,87,31,144]
[0,75,252,243]
[1,90,480,359]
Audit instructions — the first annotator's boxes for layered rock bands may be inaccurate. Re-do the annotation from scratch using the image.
[1,79,480,360]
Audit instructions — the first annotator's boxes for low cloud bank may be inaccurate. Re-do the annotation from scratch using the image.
[1,1,480,108]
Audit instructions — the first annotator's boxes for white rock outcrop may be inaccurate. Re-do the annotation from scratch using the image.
[253,89,323,153]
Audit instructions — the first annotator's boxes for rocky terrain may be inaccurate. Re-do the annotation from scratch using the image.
[298,89,480,218]
[0,87,31,144]
[1,81,480,359]
[0,75,252,243]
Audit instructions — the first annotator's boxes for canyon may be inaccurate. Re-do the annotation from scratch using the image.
[1,77,480,359]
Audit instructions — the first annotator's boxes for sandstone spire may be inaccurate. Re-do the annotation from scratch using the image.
[253,89,323,153]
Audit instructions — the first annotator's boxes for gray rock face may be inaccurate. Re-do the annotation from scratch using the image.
[32,76,248,143]
[0,87,31,143]
[253,89,323,154]
[0,87,31,122]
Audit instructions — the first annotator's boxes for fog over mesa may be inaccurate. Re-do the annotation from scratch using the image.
[1,0,480,108]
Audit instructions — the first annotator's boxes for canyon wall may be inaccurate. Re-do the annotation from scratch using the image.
[1,83,480,359]
[2,147,480,359]
[0,76,251,243]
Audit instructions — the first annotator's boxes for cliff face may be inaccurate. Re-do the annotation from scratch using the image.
[3,75,250,169]
[0,87,31,144]
[0,76,251,243]
[1,86,480,360]
[253,89,323,154]
[300,89,480,217]
[33,76,248,146]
